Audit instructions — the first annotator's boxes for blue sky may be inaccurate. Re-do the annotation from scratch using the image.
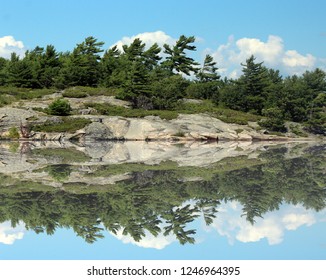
[1,0,326,77]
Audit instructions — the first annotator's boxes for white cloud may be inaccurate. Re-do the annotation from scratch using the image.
[234,35,284,65]
[0,221,26,245]
[0,36,25,58]
[282,213,315,230]
[209,35,319,77]
[110,30,176,52]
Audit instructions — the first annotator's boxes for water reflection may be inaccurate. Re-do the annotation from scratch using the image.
[0,141,325,251]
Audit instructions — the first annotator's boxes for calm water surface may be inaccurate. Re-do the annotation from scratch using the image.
[0,141,325,259]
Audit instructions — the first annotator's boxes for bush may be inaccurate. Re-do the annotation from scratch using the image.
[150,75,189,109]
[8,127,20,139]
[259,108,287,132]
[48,98,72,116]
[186,81,219,100]
[32,117,91,133]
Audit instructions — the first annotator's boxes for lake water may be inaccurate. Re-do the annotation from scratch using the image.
[0,141,325,260]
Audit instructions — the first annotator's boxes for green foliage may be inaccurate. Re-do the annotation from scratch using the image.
[259,107,287,132]
[48,98,72,116]
[8,142,20,153]
[150,75,189,109]
[33,148,91,163]
[32,117,91,133]
[0,144,324,244]
[239,55,269,114]
[85,102,178,120]
[45,164,72,182]
[196,54,220,82]
[304,92,326,135]
[162,35,199,75]
[289,124,308,137]
[186,81,219,100]
[62,86,117,98]
[8,127,20,139]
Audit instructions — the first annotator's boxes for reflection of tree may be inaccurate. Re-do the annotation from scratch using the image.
[214,145,326,223]
[162,204,200,245]
[45,164,72,182]
[195,198,219,226]
[0,144,325,245]
[75,221,104,244]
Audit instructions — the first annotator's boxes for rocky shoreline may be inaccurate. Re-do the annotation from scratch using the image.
[0,107,321,143]
[0,89,324,144]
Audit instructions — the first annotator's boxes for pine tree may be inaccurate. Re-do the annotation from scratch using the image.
[59,36,104,87]
[6,53,34,87]
[239,55,269,114]
[162,35,199,76]
[196,54,220,82]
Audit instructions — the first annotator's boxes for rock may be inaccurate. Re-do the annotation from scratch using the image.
[85,122,113,140]
[0,107,36,125]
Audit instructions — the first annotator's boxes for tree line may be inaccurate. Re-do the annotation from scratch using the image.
[0,35,325,134]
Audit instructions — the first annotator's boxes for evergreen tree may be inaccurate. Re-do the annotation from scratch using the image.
[58,36,104,87]
[39,45,61,88]
[187,54,221,100]
[99,45,121,87]
[282,75,310,122]
[116,39,152,108]
[162,35,199,76]
[143,43,162,71]
[196,54,220,82]
[305,92,326,135]
[6,53,34,87]
[239,55,269,114]
[0,57,8,85]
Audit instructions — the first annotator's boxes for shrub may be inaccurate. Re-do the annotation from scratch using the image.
[32,117,91,133]
[186,81,219,100]
[8,127,20,139]
[48,98,72,116]
[258,108,287,132]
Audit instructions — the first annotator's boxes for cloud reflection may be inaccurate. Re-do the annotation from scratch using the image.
[111,228,176,250]
[208,202,321,245]
[0,221,25,245]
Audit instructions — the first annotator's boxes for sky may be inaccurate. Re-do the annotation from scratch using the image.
[1,0,325,77]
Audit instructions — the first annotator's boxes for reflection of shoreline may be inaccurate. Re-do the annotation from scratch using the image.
[0,142,325,247]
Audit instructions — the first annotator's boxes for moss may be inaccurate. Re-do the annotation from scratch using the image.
[63,86,118,97]
[31,117,91,133]
[0,86,56,99]
[32,147,91,163]
[85,102,178,120]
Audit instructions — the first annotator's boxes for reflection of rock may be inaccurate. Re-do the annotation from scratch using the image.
[84,141,115,161]
[0,141,323,190]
